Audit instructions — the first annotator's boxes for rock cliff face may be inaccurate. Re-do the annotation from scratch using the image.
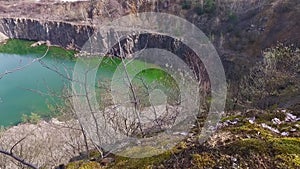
[0,17,94,50]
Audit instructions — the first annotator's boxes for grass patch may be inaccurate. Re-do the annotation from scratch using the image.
[275,154,300,169]
[225,136,300,156]
[271,137,300,154]
[0,39,76,60]
[106,141,189,169]
[192,153,216,169]
[108,151,172,169]
[66,161,102,169]
[226,138,270,155]
[228,123,274,139]
[255,111,286,124]
[117,146,166,158]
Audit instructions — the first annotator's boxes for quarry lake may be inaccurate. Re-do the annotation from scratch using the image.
[0,39,178,127]
[0,40,76,126]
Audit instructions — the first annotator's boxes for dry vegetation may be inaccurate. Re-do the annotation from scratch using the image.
[0,0,299,168]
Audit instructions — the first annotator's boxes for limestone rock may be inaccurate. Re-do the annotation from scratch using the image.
[0,31,8,43]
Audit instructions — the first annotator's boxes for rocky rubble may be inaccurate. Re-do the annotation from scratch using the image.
[0,119,89,168]
[154,109,300,169]
[218,109,300,137]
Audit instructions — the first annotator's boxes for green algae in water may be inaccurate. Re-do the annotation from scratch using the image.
[95,57,180,108]
[0,39,76,59]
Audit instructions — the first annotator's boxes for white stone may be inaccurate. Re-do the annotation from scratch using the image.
[261,123,280,134]
[248,117,255,124]
[281,109,287,113]
[285,113,297,122]
[272,118,282,125]
[281,132,289,136]
[180,132,188,136]
[248,119,255,124]
[0,32,8,43]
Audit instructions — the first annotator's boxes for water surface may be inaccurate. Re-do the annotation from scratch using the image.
[0,49,74,126]
[0,40,178,127]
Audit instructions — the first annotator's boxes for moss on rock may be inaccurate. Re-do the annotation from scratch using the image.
[66,161,102,169]
[191,153,216,169]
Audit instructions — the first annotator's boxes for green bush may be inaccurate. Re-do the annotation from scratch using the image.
[238,43,300,107]
[182,0,192,10]
[21,112,42,124]
[204,0,216,14]
[193,0,216,15]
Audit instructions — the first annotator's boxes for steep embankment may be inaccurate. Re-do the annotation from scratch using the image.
[221,0,300,57]
[0,18,94,50]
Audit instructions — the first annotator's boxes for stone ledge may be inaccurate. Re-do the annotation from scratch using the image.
[0,31,8,43]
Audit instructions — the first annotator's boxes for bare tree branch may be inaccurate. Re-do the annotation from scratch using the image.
[0,129,39,169]
[0,149,38,169]
[0,47,49,80]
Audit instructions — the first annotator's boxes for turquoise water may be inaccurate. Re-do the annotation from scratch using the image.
[0,40,179,127]
[0,53,73,126]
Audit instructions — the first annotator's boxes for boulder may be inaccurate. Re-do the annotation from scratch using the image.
[0,32,8,43]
